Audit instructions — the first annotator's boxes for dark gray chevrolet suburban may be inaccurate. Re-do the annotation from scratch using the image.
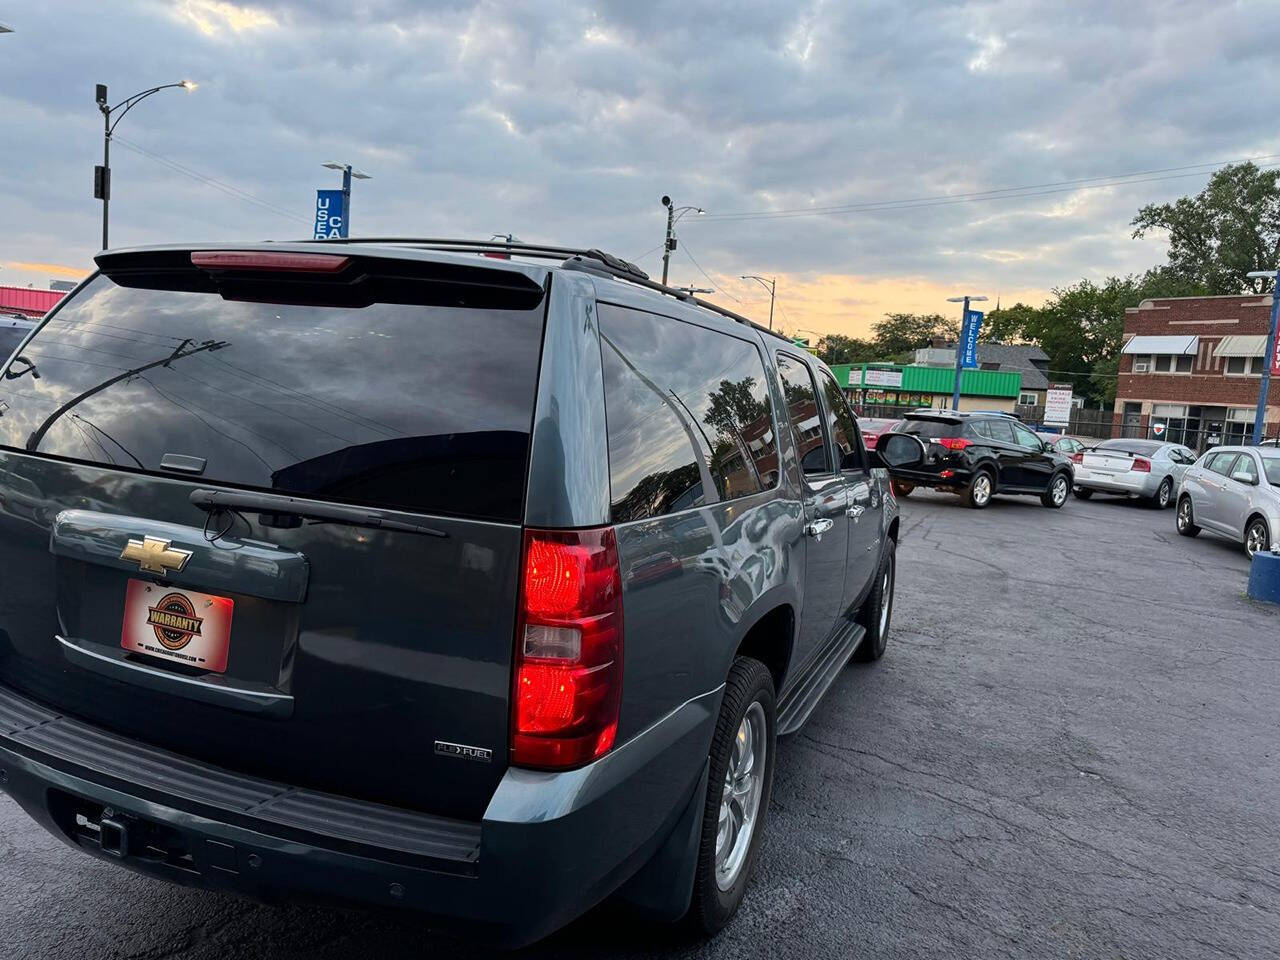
[0,240,922,945]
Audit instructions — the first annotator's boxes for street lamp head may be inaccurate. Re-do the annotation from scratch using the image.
[947,295,989,302]
[95,83,108,106]
[1246,270,1279,278]
[695,207,705,215]
[321,161,347,171]
[351,170,372,180]
[179,79,197,91]
[661,195,672,208]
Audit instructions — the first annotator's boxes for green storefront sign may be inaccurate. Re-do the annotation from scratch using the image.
[827,363,1022,400]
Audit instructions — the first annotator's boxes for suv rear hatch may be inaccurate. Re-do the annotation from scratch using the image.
[0,248,549,821]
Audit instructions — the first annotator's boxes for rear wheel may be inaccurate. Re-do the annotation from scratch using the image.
[687,657,776,935]
[964,469,994,509]
[1073,487,1093,500]
[891,480,914,498]
[1151,476,1173,509]
[1245,516,1270,558]
[1176,496,1200,537]
[1041,472,1070,508]
[854,539,896,662]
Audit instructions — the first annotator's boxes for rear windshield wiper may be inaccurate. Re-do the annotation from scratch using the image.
[189,488,447,538]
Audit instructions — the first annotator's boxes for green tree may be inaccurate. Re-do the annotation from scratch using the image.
[1132,162,1280,294]
[870,312,960,360]
[816,333,878,366]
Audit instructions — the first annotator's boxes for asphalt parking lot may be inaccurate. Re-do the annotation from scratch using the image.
[3,489,1278,959]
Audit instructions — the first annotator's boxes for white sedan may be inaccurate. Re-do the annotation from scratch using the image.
[1072,438,1196,509]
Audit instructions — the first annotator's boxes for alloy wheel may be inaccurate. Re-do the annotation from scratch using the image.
[878,558,894,637]
[1178,499,1192,531]
[715,701,767,891]
[1246,521,1268,558]
[1052,476,1068,506]
[973,474,992,506]
[1158,480,1171,508]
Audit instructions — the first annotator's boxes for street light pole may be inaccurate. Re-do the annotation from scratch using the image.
[1247,269,1280,444]
[321,162,371,238]
[741,275,776,330]
[94,80,195,250]
[659,195,705,286]
[946,294,988,411]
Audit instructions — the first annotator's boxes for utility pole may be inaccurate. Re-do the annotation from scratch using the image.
[1247,269,1280,444]
[946,295,988,411]
[741,275,776,330]
[659,195,704,286]
[95,80,196,249]
[321,162,371,238]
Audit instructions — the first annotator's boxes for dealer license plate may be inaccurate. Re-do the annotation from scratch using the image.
[120,579,234,674]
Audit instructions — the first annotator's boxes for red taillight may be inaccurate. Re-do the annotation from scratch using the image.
[1131,457,1151,473]
[190,251,351,273]
[1070,452,1083,464]
[513,527,623,770]
[936,437,972,450]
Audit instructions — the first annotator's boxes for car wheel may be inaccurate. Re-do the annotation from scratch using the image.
[854,538,895,662]
[964,468,994,509]
[1176,496,1200,537]
[1041,472,1070,508]
[1245,516,1271,558]
[891,480,914,498]
[1073,487,1093,500]
[686,657,777,935]
[1151,476,1173,510]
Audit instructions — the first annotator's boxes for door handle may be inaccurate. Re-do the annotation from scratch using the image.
[805,518,834,539]
[846,504,866,520]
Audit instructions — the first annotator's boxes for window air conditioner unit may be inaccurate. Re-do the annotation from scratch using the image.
[1133,361,1150,373]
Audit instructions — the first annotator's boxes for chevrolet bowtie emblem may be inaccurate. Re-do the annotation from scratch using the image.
[120,536,193,576]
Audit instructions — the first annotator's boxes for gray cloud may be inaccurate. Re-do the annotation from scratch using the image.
[1,0,1277,325]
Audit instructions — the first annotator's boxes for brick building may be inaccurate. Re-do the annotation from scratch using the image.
[1116,293,1278,449]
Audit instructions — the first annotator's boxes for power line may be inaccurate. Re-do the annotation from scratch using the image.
[689,155,1280,224]
[112,136,311,226]
[678,240,743,303]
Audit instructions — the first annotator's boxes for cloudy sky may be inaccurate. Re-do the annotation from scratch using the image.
[2,0,1277,335]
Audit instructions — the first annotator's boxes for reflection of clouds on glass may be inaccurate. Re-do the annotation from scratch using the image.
[601,305,779,523]
[0,275,546,521]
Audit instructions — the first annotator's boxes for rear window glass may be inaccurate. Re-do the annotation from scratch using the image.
[901,418,960,439]
[0,273,545,522]
[0,319,35,362]
[1096,438,1162,456]
[599,304,777,523]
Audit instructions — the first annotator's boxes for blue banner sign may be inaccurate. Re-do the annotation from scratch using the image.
[313,189,345,239]
[960,309,984,368]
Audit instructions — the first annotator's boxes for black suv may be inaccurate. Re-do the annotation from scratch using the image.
[887,410,1073,509]
[0,240,925,946]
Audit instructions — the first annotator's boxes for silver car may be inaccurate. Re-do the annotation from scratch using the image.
[1176,447,1280,557]
[1072,438,1196,508]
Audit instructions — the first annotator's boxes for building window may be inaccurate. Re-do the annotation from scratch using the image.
[1225,356,1255,375]
[1131,355,1152,372]
[1175,355,1193,373]
[1018,392,1038,406]
[1251,356,1266,375]
[1154,355,1171,372]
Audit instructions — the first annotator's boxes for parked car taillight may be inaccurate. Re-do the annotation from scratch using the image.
[1131,457,1151,473]
[936,437,972,450]
[513,527,623,770]
[1070,452,1083,464]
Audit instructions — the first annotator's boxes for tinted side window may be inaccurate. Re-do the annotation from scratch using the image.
[776,354,830,475]
[0,275,544,521]
[1012,424,1042,450]
[901,419,959,440]
[1208,453,1239,476]
[599,305,776,523]
[984,419,1016,444]
[1234,455,1259,482]
[818,369,862,471]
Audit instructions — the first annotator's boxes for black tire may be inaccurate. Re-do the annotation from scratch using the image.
[686,657,777,935]
[1245,516,1271,558]
[1176,496,1200,537]
[854,539,896,662]
[1073,487,1094,500]
[964,468,995,509]
[891,480,914,498]
[1150,476,1173,510]
[1040,472,1070,508]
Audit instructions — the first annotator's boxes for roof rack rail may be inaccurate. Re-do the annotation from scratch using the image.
[296,236,792,344]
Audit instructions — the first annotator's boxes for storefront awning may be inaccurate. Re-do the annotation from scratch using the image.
[1121,335,1199,356]
[1213,335,1267,357]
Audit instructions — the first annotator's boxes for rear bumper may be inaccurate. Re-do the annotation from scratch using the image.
[1073,469,1158,497]
[890,466,972,489]
[0,682,719,946]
